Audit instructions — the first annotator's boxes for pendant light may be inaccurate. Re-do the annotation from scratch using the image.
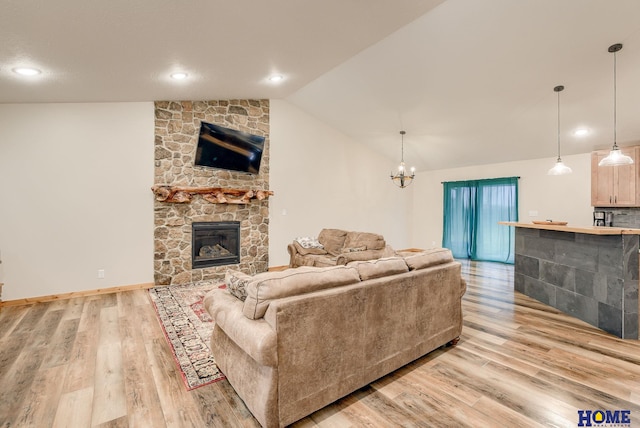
[390,131,415,188]
[548,85,572,175]
[599,43,634,166]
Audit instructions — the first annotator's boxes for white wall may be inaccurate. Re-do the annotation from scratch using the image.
[0,100,594,300]
[0,103,155,301]
[268,100,413,266]
[411,153,592,249]
[0,100,412,300]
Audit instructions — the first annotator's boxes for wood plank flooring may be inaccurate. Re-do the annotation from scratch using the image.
[1,261,639,427]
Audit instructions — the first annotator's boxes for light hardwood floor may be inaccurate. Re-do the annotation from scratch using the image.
[1,261,639,427]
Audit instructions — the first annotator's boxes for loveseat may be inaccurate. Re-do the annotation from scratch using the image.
[287,228,396,268]
[203,248,466,428]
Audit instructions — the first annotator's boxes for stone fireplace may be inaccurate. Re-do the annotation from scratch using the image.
[153,100,270,285]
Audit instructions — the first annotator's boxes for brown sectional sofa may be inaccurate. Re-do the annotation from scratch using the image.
[204,248,466,428]
[287,228,396,267]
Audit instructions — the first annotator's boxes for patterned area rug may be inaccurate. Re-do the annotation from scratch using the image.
[148,281,226,390]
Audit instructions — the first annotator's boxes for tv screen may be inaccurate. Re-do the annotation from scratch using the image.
[194,122,265,174]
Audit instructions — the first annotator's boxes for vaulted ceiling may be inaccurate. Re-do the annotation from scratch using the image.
[2,0,640,170]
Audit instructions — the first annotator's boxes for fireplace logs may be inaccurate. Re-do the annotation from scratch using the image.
[192,221,240,268]
[199,244,232,258]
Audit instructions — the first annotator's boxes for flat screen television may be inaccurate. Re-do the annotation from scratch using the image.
[194,122,265,174]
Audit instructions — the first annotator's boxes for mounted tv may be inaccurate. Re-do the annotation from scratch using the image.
[194,122,265,174]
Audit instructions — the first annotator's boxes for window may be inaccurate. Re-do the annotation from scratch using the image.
[442,177,518,263]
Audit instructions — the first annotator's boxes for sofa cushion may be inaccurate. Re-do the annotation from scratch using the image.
[225,270,252,301]
[349,257,409,281]
[334,245,395,265]
[243,265,361,320]
[310,255,339,267]
[402,248,454,270]
[343,231,385,251]
[318,229,348,256]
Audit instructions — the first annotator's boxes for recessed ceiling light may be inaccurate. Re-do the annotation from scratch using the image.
[170,72,188,80]
[13,67,41,76]
[573,128,590,137]
[268,74,284,83]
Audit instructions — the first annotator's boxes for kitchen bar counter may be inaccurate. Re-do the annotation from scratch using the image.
[502,222,639,339]
[499,221,640,235]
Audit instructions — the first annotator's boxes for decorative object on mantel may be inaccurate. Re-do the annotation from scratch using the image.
[547,85,572,176]
[390,130,415,188]
[599,43,634,167]
[151,185,274,204]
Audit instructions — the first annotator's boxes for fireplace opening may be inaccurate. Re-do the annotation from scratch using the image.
[192,221,240,269]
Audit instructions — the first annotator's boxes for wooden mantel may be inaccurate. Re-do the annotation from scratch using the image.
[151,185,274,204]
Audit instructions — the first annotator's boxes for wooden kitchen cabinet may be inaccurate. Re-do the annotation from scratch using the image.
[591,145,640,206]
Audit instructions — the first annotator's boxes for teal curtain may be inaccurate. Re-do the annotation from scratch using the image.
[442,177,518,263]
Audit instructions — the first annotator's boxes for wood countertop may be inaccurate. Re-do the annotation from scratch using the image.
[499,221,640,235]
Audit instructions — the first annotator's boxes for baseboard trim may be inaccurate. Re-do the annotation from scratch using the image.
[0,282,155,307]
[1,267,292,307]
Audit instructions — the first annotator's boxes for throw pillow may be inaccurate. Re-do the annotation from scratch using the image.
[293,241,327,256]
[225,270,252,301]
[294,236,324,249]
[344,246,366,253]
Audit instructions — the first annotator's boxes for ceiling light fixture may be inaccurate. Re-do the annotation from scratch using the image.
[12,67,41,76]
[390,130,415,188]
[170,72,188,80]
[573,128,590,137]
[548,85,572,176]
[599,43,633,167]
[268,74,284,82]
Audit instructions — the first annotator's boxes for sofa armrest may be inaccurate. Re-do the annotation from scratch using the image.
[287,243,298,267]
[204,288,277,367]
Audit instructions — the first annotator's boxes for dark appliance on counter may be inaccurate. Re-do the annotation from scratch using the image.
[593,210,613,226]
[605,211,614,227]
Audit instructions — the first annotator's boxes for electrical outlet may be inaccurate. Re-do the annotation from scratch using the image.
[97,269,105,279]
[529,210,539,217]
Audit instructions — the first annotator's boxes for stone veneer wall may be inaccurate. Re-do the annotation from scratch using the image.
[594,207,640,228]
[515,228,638,339]
[154,100,270,285]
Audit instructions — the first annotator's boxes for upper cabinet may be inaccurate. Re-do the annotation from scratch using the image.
[591,146,640,207]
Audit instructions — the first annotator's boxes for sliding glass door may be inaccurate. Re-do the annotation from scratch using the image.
[442,177,518,263]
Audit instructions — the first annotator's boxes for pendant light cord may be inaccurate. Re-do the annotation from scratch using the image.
[553,85,564,162]
[613,48,618,149]
[557,88,561,161]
